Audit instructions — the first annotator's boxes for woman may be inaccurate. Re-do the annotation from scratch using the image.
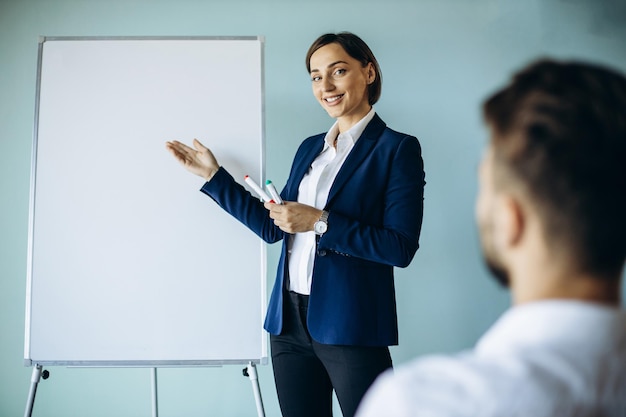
[166,32,425,417]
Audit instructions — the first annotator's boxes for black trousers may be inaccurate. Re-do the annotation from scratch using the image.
[270,291,392,417]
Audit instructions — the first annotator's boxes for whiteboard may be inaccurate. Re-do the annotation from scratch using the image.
[25,37,267,366]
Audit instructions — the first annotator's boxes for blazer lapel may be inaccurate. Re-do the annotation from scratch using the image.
[325,114,386,207]
[285,136,325,201]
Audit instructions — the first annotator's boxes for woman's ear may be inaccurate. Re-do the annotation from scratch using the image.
[366,62,376,85]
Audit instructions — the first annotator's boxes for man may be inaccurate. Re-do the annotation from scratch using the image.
[356,59,626,416]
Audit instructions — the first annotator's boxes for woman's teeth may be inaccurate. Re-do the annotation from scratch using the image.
[325,95,343,103]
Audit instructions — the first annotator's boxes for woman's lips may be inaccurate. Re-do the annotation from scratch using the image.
[324,94,344,105]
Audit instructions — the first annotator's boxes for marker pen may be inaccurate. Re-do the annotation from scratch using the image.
[244,175,273,202]
[265,180,283,204]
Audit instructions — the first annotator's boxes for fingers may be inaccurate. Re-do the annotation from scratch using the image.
[265,202,284,225]
[265,202,319,234]
[166,140,205,162]
[264,201,281,211]
[165,141,187,162]
[166,141,190,158]
[166,140,213,158]
[166,140,191,152]
[165,141,194,166]
[193,138,208,151]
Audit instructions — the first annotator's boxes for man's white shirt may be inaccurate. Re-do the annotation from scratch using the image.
[357,300,626,417]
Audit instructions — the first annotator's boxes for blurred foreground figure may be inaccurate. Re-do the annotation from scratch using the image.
[356,59,626,417]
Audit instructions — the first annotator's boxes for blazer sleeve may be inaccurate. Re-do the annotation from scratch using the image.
[199,167,284,244]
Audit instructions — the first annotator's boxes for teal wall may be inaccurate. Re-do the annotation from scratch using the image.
[1,0,625,415]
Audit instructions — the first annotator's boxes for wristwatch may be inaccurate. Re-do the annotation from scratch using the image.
[314,210,329,236]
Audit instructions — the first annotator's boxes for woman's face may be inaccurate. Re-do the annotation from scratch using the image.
[309,42,375,130]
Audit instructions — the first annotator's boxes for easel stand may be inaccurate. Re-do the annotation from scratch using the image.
[24,365,49,417]
[243,362,266,417]
[151,368,159,417]
[24,363,266,417]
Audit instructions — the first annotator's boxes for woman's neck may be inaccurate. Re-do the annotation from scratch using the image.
[336,105,372,133]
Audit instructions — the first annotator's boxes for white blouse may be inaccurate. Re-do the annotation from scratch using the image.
[287,109,376,295]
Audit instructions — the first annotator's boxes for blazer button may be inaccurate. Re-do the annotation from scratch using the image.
[318,249,327,256]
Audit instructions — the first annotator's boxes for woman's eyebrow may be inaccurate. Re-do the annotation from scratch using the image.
[310,60,349,73]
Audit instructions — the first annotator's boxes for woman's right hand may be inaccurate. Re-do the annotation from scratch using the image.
[165,139,220,181]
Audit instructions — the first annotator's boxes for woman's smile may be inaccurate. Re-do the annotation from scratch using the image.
[324,94,344,105]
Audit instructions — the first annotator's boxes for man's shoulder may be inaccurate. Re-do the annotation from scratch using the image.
[358,344,626,417]
[358,352,494,417]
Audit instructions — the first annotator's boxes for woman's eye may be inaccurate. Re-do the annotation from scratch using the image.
[334,69,346,76]
[312,75,321,82]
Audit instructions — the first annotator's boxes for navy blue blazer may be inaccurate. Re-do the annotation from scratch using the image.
[201,114,425,346]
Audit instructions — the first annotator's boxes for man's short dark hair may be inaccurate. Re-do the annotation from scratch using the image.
[483,59,626,277]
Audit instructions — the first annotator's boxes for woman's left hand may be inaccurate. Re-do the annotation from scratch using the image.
[264,201,322,234]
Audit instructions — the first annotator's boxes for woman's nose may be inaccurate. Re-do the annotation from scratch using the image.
[321,77,335,91]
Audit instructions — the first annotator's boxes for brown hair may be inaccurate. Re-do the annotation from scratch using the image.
[306,32,382,105]
[483,59,626,277]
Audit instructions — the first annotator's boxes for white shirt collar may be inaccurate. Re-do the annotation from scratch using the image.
[322,108,376,149]
[475,300,626,356]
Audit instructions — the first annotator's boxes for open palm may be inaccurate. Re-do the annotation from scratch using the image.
[165,138,220,181]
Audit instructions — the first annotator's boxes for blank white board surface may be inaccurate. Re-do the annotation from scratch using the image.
[25,37,267,366]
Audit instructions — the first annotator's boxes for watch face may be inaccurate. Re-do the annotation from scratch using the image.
[314,221,327,234]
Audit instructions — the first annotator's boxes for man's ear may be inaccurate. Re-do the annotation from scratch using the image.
[495,194,525,250]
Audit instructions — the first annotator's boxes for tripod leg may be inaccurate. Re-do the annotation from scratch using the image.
[24,365,48,417]
[151,368,159,417]
[246,362,266,417]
